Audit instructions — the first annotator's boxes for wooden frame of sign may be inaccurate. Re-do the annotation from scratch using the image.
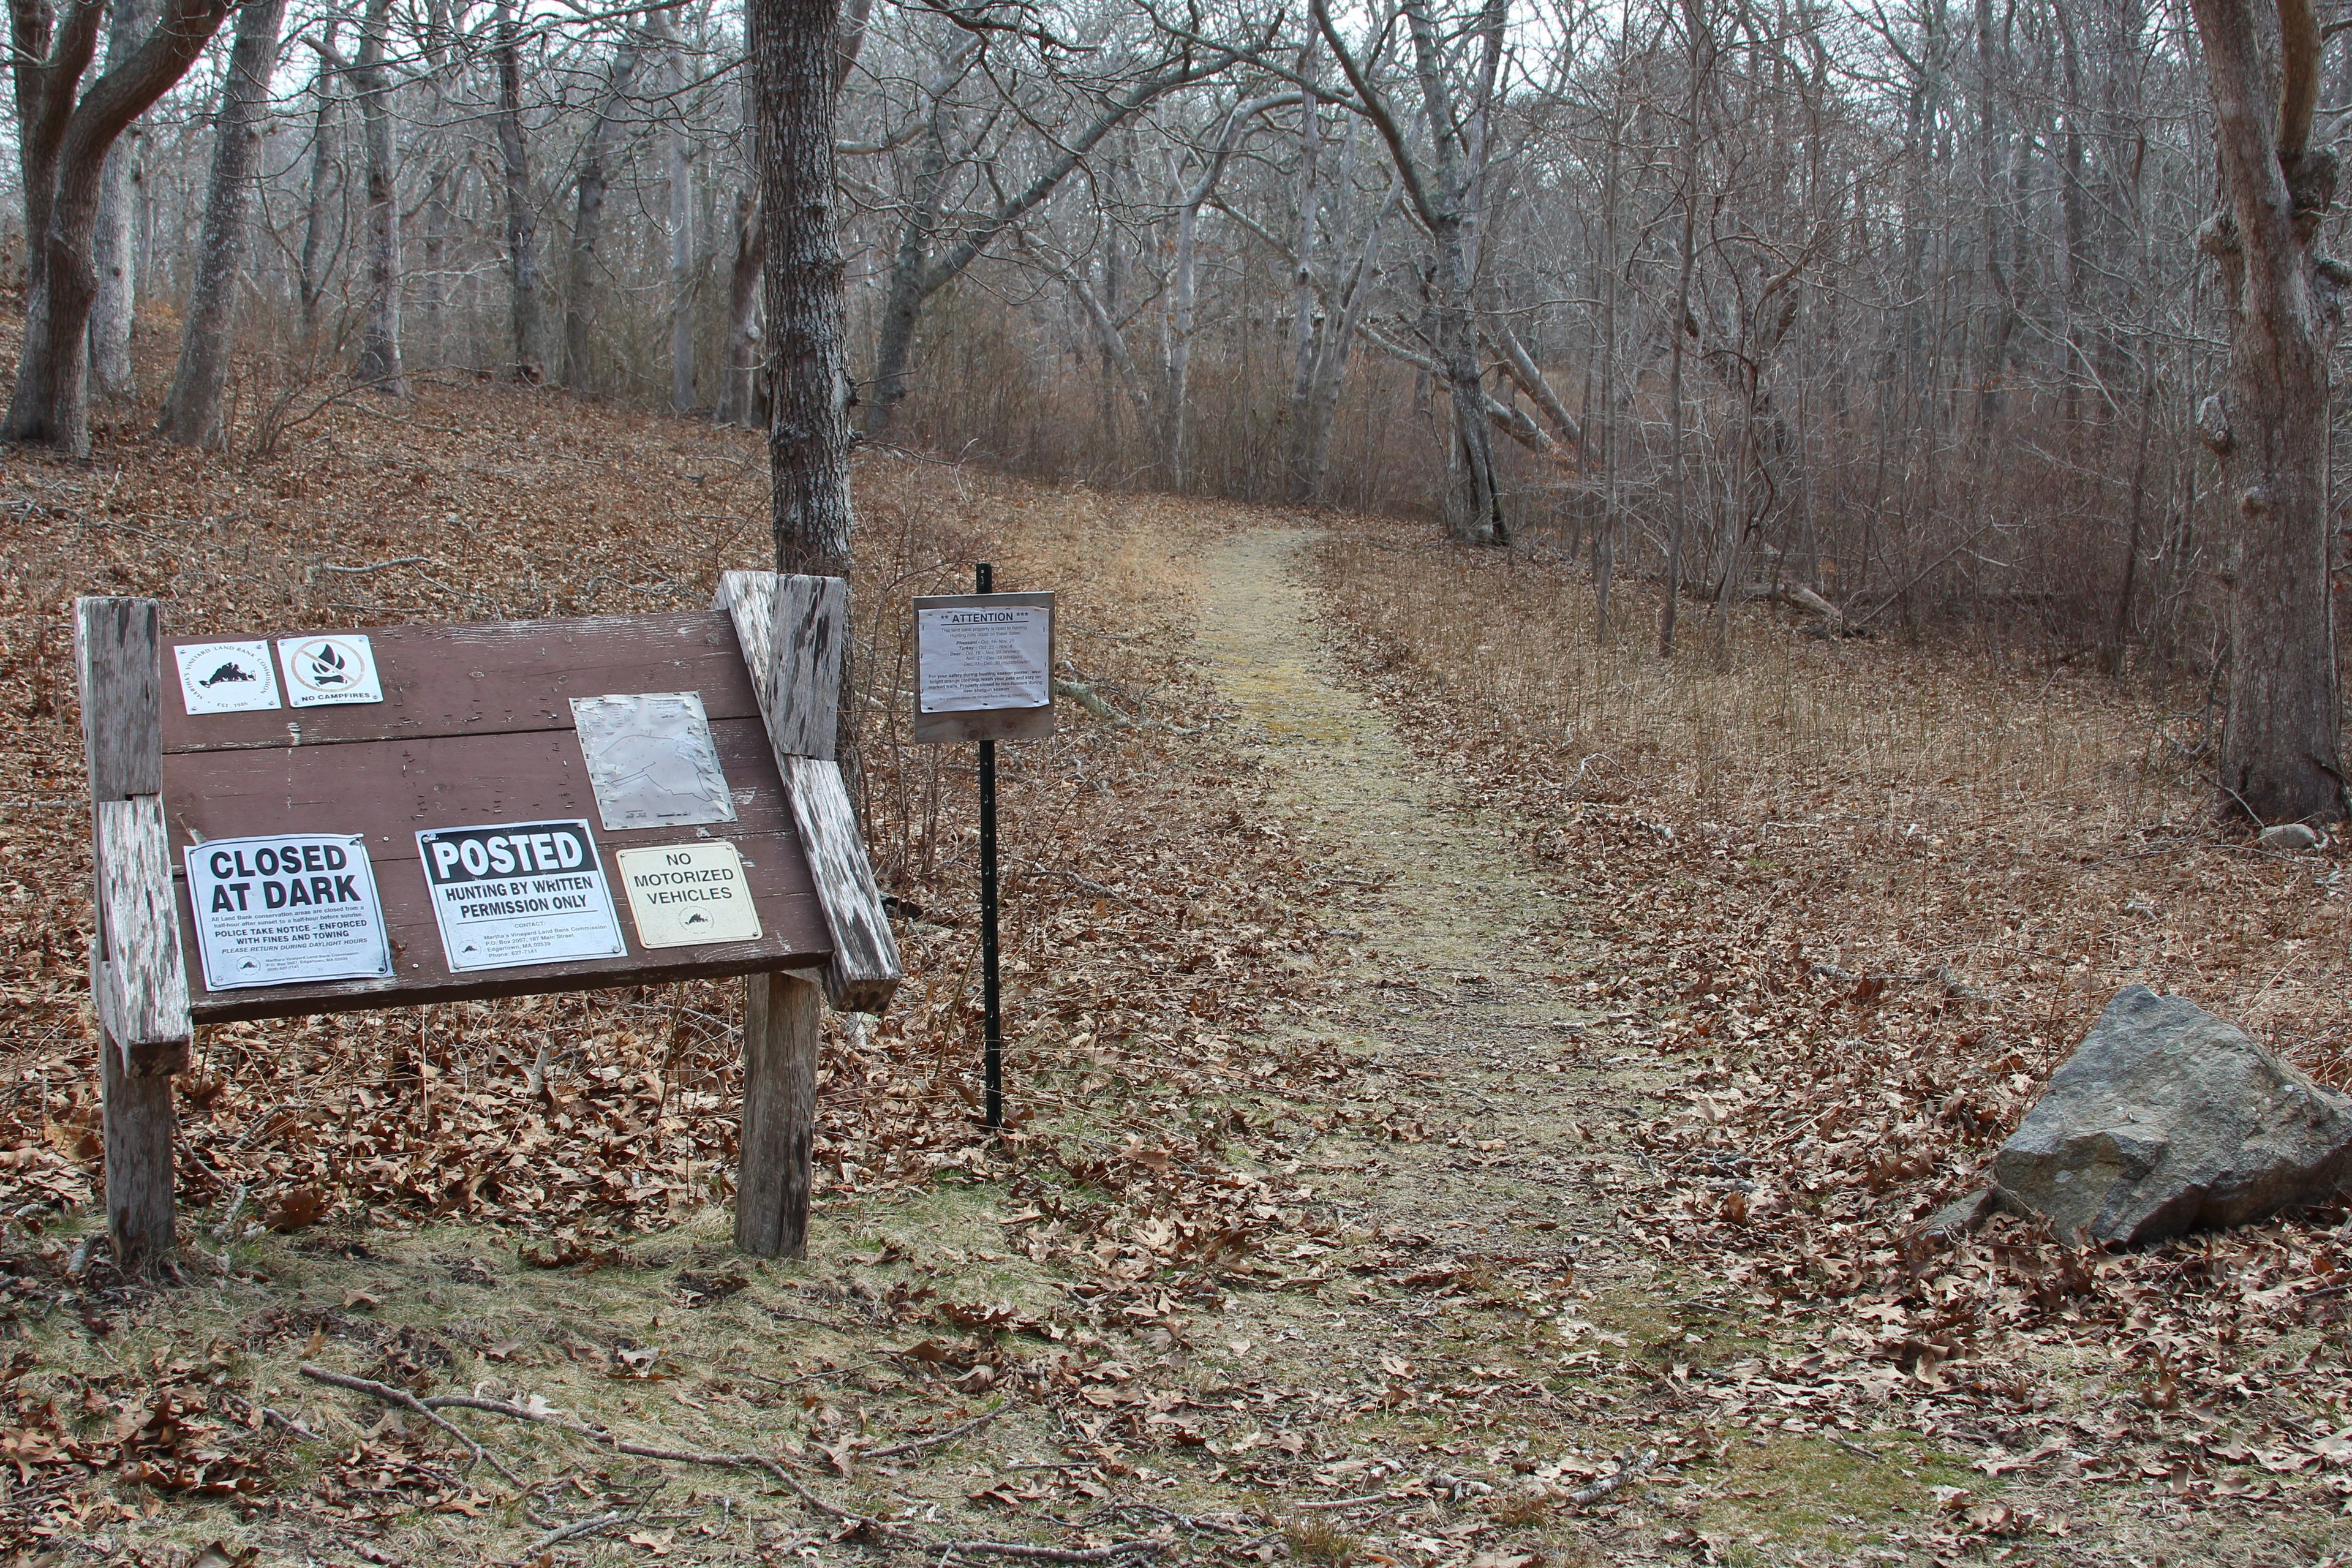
[910,590,1057,744]
[74,572,901,1268]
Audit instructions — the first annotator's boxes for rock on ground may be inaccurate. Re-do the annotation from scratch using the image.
[1990,985,2352,1245]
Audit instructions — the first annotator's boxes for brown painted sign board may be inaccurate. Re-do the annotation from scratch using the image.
[160,612,831,1023]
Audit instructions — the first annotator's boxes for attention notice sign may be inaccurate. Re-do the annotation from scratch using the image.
[916,601,1053,713]
[183,833,391,990]
[415,819,625,972]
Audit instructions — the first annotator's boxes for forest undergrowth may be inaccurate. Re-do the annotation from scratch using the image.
[1314,525,2352,1522]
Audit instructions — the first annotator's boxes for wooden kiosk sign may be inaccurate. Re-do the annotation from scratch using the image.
[76,573,902,1267]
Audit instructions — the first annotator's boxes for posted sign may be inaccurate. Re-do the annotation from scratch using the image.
[415,820,626,972]
[183,834,391,990]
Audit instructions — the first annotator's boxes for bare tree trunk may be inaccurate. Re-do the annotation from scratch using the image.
[668,118,696,412]
[715,189,764,425]
[1284,50,1324,502]
[561,31,645,391]
[88,0,158,401]
[1659,0,1711,658]
[492,2,541,382]
[352,0,405,394]
[296,44,341,335]
[2191,0,2345,821]
[157,0,288,448]
[4,0,239,454]
[1596,66,1622,643]
[747,0,852,579]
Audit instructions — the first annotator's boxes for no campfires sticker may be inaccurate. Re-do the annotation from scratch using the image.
[415,819,625,972]
[277,633,384,706]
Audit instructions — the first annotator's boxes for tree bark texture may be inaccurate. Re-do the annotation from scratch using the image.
[4,0,239,454]
[493,2,543,382]
[562,31,646,391]
[2192,0,2345,821]
[88,0,158,401]
[747,0,853,580]
[157,0,288,448]
[352,0,405,394]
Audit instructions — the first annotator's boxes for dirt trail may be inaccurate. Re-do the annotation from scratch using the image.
[1188,527,1661,1368]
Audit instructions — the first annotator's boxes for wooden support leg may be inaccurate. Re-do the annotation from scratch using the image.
[736,970,819,1258]
[101,1035,178,1270]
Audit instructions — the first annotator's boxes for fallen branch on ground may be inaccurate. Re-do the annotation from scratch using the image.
[296,1365,524,1487]
[511,1510,628,1563]
[1567,1448,1657,1507]
[938,1543,1165,1563]
[859,1406,1000,1463]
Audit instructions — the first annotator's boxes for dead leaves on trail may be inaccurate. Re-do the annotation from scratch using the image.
[1316,524,2352,1513]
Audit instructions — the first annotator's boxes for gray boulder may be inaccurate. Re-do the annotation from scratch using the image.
[1991,986,2352,1245]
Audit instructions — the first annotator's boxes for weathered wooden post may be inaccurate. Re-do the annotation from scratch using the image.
[72,581,895,1268]
[75,598,194,1270]
[715,571,900,1256]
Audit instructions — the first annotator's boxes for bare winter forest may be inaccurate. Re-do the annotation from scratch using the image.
[9,0,2352,1563]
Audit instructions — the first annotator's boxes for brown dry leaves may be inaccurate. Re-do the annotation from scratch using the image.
[1313,524,2352,1513]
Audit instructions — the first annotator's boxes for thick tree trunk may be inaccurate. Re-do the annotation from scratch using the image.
[89,0,159,401]
[352,0,405,395]
[4,0,238,454]
[747,0,853,580]
[2192,0,2345,822]
[157,0,288,448]
[561,32,646,391]
[492,2,542,382]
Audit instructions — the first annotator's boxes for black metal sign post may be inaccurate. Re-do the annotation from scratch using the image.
[974,564,1003,1130]
[910,571,1056,1138]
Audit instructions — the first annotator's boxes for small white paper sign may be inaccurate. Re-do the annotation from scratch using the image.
[918,604,1052,713]
[184,833,390,990]
[277,632,385,707]
[415,819,625,972]
[614,841,762,948]
[175,641,281,714]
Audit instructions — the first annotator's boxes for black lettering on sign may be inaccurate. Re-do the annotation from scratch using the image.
[421,823,594,886]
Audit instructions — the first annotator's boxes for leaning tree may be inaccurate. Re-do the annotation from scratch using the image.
[6,0,241,456]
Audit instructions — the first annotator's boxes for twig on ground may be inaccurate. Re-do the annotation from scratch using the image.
[1008,866,1147,912]
[938,1544,1165,1563]
[1291,1490,1412,1511]
[511,1510,628,1562]
[861,1407,1000,1462]
[370,1383,892,1530]
[1825,1435,1881,1462]
[1566,1448,1657,1507]
[298,1364,526,1487]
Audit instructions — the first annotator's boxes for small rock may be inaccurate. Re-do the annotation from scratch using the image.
[2258,823,2324,851]
[1918,1186,1997,1240]
[1991,986,2352,1245]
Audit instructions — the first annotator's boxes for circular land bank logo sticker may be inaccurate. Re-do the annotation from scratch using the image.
[276,633,385,707]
